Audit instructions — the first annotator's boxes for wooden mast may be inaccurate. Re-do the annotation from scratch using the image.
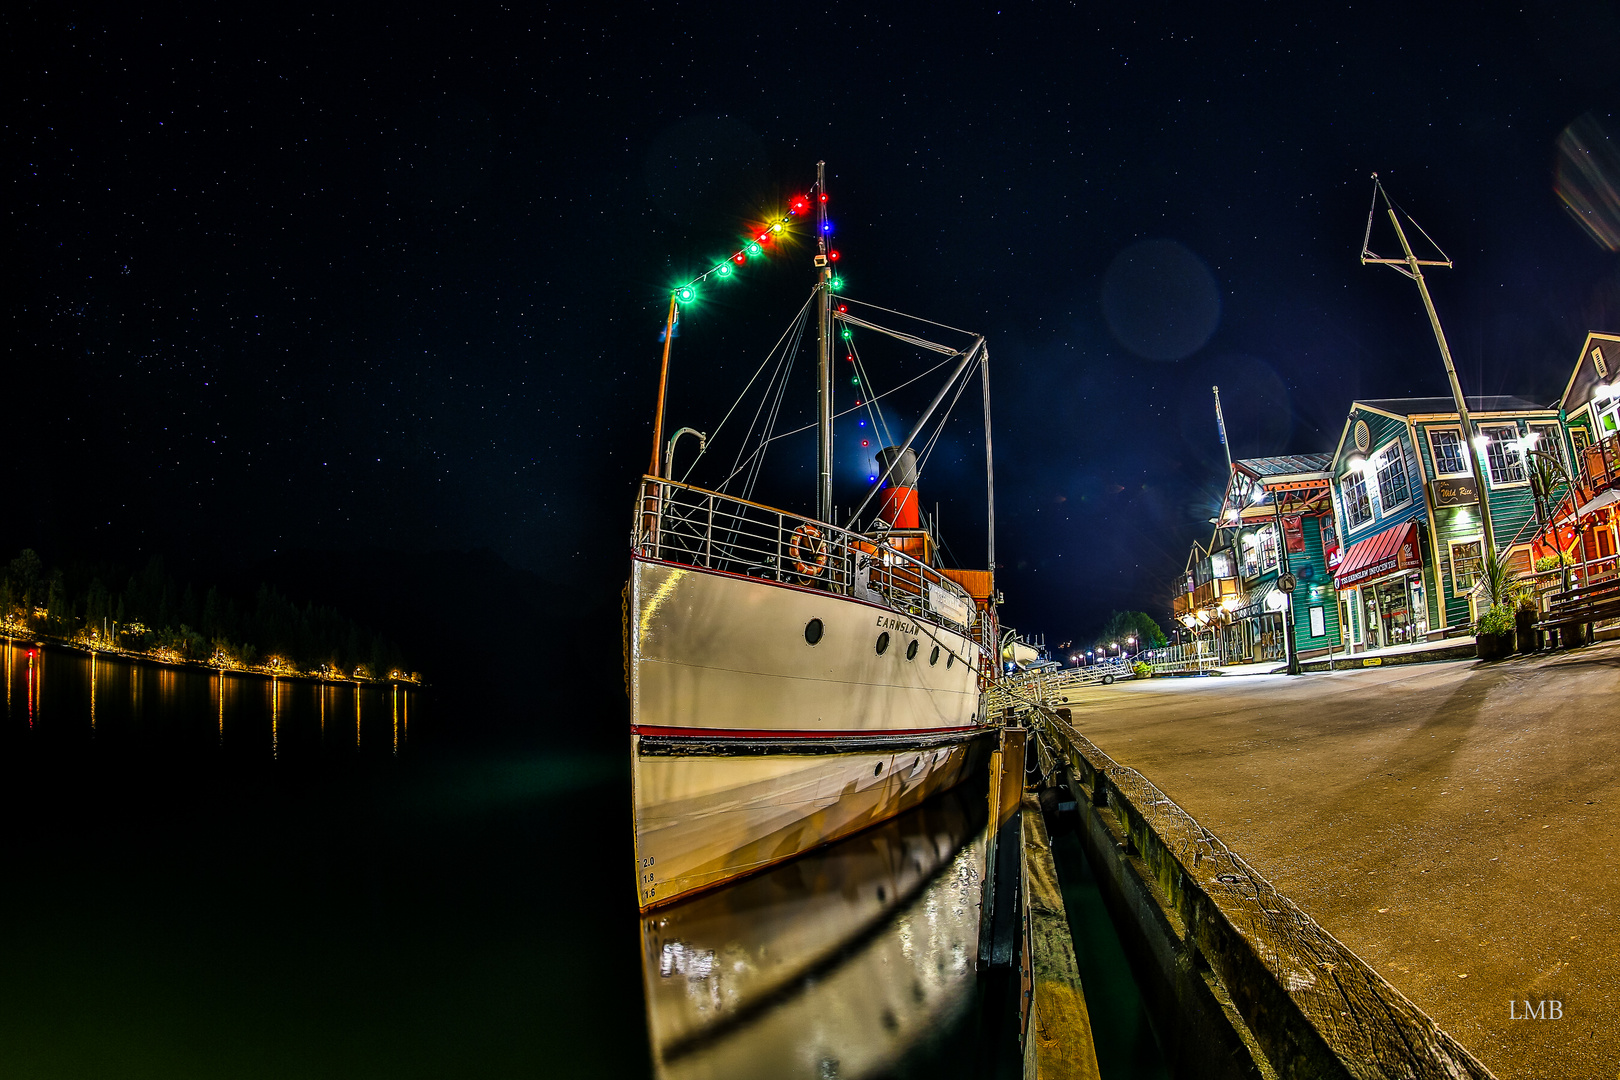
[649,293,678,477]
[1361,176,1496,555]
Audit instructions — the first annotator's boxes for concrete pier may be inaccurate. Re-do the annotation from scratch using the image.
[1049,644,1620,1080]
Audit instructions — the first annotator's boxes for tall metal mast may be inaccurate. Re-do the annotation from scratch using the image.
[1361,175,1496,555]
[815,161,834,523]
[982,349,996,577]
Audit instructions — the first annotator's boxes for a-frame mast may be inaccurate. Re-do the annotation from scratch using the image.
[815,161,834,524]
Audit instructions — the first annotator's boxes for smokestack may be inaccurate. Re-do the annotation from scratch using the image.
[875,446,920,528]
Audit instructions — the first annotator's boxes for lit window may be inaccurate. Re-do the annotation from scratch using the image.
[1342,470,1373,530]
[1374,444,1411,512]
[1528,424,1565,472]
[1481,426,1526,485]
[1450,539,1484,590]
[1428,429,1468,477]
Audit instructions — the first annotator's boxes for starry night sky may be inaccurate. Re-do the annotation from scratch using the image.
[10,4,1620,645]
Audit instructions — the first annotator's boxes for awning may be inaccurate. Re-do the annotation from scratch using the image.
[1576,487,1620,519]
[1334,520,1422,589]
[1230,579,1277,621]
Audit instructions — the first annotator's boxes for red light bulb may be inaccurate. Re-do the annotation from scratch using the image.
[837,304,848,313]
[828,250,840,261]
[734,253,746,264]
[819,193,828,203]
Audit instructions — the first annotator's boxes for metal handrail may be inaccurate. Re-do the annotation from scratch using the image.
[631,475,977,636]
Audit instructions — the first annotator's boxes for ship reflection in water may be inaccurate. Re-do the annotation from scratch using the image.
[641,786,989,1079]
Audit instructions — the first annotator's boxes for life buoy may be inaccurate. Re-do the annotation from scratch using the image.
[789,524,829,579]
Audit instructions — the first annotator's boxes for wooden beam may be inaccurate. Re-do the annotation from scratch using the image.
[1021,796,1103,1080]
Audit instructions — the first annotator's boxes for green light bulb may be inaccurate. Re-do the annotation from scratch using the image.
[841,328,852,340]
[676,286,696,304]
[717,263,732,277]
[746,242,763,257]
[829,276,844,290]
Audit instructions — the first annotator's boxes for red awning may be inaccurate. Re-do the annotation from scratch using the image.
[1334,521,1422,589]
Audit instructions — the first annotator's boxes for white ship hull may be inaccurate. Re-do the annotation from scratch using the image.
[629,555,990,908]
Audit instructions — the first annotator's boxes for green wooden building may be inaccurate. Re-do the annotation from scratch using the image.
[1326,396,1573,650]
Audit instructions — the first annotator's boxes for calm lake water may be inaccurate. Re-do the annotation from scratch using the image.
[0,638,1160,1079]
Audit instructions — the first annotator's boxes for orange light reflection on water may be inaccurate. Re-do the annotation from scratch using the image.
[354,682,362,748]
[90,651,97,731]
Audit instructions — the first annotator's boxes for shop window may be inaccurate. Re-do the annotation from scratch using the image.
[1428,428,1468,477]
[1528,424,1565,472]
[1449,539,1484,591]
[1374,443,1411,512]
[1481,425,1526,485]
[1342,470,1373,529]
[1241,524,1279,577]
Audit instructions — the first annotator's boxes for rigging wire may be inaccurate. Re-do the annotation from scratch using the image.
[846,336,897,452]
[838,296,978,338]
[743,350,963,449]
[678,288,817,485]
[915,353,979,480]
[740,310,808,502]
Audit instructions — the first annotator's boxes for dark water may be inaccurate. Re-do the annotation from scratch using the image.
[0,638,646,1079]
[1,638,1157,1079]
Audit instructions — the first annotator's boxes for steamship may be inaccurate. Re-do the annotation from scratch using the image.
[626,164,1000,910]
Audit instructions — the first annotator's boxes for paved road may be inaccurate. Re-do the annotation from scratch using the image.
[1058,645,1620,1080]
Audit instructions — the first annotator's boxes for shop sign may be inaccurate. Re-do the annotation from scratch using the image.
[1283,514,1306,553]
[1430,477,1479,507]
[1335,522,1423,589]
[1321,514,1339,569]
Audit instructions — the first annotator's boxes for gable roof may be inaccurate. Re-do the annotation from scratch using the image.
[1559,331,1620,416]
[1232,453,1332,479]
[1354,396,1548,417]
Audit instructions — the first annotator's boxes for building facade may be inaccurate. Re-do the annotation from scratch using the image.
[1326,396,1572,650]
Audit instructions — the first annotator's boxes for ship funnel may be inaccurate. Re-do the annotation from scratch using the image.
[875,446,920,528]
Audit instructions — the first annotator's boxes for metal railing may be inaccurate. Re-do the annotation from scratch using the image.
[632,476,977,637]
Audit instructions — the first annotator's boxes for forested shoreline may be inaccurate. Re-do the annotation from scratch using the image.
[1,549,414,681]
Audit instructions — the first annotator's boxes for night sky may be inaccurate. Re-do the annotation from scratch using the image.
[11,4,1620,646]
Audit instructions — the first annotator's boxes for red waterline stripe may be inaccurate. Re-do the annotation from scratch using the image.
[631,724,980,740]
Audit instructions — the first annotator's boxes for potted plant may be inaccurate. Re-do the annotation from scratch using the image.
[1514,591,1538,654]
[1475,602,1515,660]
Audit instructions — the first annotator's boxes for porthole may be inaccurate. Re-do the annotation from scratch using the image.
[947,652,956,668]
[905,639,919,661]
[874,762,884,775]
[804,618,824,646]
[929,645,940,666]
[875,631,890,655]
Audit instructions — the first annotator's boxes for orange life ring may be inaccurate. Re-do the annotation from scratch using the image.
[789,524,829,579]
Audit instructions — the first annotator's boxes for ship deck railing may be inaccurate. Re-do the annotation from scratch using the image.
[633,475,977,638]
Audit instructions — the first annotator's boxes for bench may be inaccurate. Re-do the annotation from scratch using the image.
[1534,579,1620,645]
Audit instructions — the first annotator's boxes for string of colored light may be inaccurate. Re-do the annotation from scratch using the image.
[671,188,843,303]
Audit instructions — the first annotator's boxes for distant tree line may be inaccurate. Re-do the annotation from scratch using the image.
[0,548,410,679]
[1091,610,1167,654]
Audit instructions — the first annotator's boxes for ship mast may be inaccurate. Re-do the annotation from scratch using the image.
[815,161,834,524]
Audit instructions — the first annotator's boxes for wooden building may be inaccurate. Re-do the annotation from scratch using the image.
[1325,396,1572,649]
